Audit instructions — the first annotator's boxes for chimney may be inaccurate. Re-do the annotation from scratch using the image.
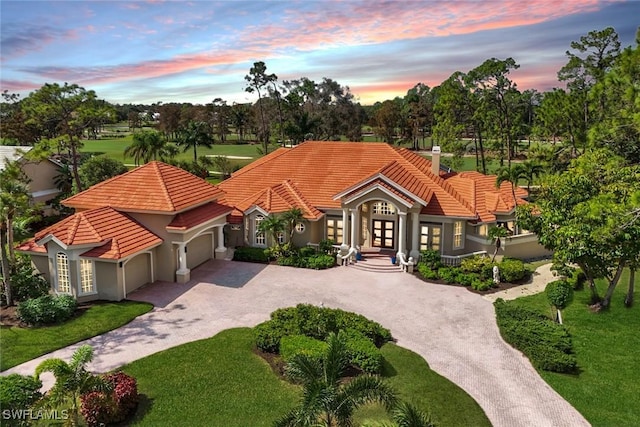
[431,146,441,176]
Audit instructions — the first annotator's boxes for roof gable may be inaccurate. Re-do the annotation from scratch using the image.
[63,161,224,213]
[21,206,163,260]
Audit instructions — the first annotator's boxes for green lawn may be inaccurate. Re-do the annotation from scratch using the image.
[505,269,639,427]
[122,328,490,427]
[0,300,153,371]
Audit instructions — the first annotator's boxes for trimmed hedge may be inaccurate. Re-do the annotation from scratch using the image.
[417,264,438,280]
[232,246,269,263]
[280,335,328,363]
[254,304,392,353]
[277,254,335,269]
[16,294,77,326]
[494,299,577,373]
[498,258,531,282]
[343,330,383,374]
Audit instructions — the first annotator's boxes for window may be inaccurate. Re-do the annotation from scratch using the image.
[419,224,441,252]
[255,215,265,245]
[277,231,285,244]
[372,202,395,215]
[56,252,70,293]
[295,223,306,234]
[453,221,464,249]
[327,218,343,243]
[79,259,95,294]
[477,224,488,237]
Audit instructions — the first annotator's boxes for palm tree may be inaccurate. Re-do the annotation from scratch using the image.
[362,402,435,427]
[520,160,544,194]
[257,214,286,248]
[496,164,526,234]
[179,121,213,163]
[124,131,151,166]
[281,208,306,243]
[487,225,509,262]
[35,345,109,426]
[144,130,168,161]
[275,331,397,427]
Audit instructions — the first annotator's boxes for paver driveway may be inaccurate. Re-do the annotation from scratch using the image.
[5,260,589,427]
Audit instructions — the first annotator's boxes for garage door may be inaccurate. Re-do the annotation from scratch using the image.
[124,253,151,293]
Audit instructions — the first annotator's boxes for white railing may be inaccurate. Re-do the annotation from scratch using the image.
[397,252,414,273]
[440,251,488,267]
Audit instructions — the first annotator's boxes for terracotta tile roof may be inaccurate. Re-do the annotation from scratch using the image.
[236,179,323,220]
[18,206,162,260]
[166,202,233,231]
[63,161,224,213]
[341,177,417,207]
[218,141,529,222]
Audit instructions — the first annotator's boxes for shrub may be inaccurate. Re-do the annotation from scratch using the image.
[299,246,316,257]
[498,258,531,283]
[417,264,439,280]
[232,246,269,263]
[437,267,459,284]
[280,335,328,363]
[419,249,442,269]
[255,304,392,353]
[80,372,138,427]
[343,330,383,374]
[0,374,43,426]
[305,254,335,269]
[16,294,77,325]
[318,239,336,254]
[567,269,586,290]
[494,299,576,373]
[2,256,50,304]
[457,273,478,287]
[460,256,492,275]
[471,278,494,291]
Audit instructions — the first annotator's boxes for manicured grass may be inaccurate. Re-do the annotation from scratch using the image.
[505,269,640,427]
[355,343,491,427]
[0,300,153,371]
[121,328,490,426]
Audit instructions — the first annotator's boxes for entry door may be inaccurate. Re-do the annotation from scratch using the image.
[420,224,442,252]
[372,220,395,249]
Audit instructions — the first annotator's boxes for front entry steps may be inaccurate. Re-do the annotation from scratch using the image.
[349,250,402,273]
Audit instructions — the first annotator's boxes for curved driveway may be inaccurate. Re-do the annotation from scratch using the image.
[5,260,588,427]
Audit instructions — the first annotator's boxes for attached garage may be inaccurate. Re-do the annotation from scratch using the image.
[124,252,152,294]
[187,233,213,269]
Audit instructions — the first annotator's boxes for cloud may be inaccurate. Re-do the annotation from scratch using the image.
[0,24,76,59]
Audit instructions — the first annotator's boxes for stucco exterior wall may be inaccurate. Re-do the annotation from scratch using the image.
[127,212,175,282]
[187,233,213,269]
[124,253,151,295]
[95,262,123,301]
[30,254,51,284]
[503,236,552,260]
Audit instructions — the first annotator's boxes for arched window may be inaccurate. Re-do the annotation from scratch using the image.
[255,215,265,245]
[277,231,285,244]
[372,202,395,215]
[56,252,70,293]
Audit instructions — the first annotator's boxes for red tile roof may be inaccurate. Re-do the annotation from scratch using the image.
[17,206,162,260]
[235,179,324,220]
[166,202,233,231]
[219,141,525,221]
[63,161,224,213]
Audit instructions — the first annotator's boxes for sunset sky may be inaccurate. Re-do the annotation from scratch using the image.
[1,0,638,106]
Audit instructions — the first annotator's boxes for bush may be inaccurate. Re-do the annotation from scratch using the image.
[0,374,42,426]
[232,246,269,263]
[304,254,335,269]
[419,249,442,269]
[16,294,77,325]
[567,269,586,290]
[498,258,531,283]
[299,246,317,257]
[318,239,335,254]
[437,267,459,284]
[546,280,574,310]
[460,256,492,275]
[457,273,478,287]
[280,335,328,363]
[343,330,383,374]
[255,304,392,353]
[80,372,138,427]
[494,299,576,373]
[471,278,494,291]
[2,255,50,304]
[417,264,439,280]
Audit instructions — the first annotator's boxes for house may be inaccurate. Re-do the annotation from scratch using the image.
[18,141,549,302]
[0,145,62,214]
[18,162,232,302]
[218,141,550,263]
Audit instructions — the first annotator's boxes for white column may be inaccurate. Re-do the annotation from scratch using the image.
[410,212,420,259]
[176,242,190,283]
[215,225,227,259]
[350,208,358,249]
[398,212,407,255]
[342,208,349,246]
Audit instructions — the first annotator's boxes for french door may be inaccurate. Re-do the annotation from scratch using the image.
[372,220,395,249]
[420,224,441,252]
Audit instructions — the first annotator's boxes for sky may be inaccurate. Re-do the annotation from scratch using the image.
[1,0,638,106]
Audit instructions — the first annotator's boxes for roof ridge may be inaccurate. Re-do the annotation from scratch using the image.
[228,147,290,179]
[62,161,144,205]
[153,162,176,211]
[281,179,317,217]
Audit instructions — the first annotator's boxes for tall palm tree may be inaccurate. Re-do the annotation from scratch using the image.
[281,208,306,243]
[275,331,397,427]
[179,121,213,163]
[35,345,109,426]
